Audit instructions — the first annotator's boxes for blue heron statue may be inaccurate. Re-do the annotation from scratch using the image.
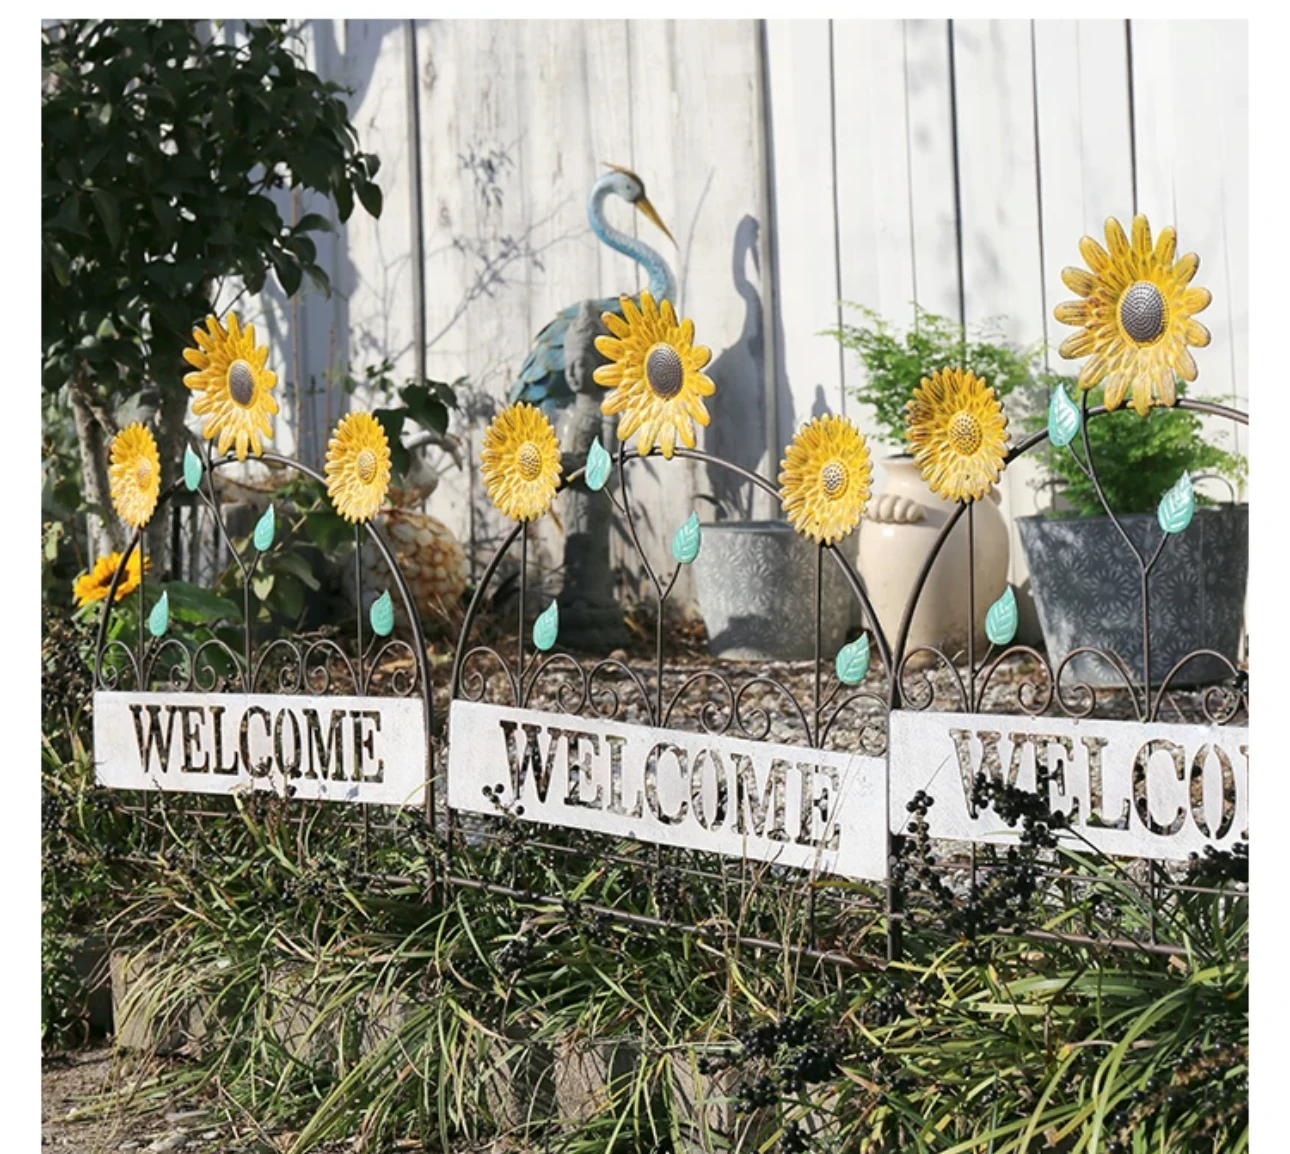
[510,163,677,649]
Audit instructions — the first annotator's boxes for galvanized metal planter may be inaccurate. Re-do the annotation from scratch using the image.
[1018,505,1248,686]
[690,520,851,661]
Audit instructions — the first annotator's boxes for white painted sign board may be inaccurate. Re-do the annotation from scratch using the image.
[889,710,1248,861]
[447,700,889,881]
[93,691,427,806]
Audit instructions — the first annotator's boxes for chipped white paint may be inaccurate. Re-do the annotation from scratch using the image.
[889,709,1248,861]
[93,691,427,806]
[447,700,888,881]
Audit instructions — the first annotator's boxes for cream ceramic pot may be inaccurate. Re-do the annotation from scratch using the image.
[855,455,1009,660]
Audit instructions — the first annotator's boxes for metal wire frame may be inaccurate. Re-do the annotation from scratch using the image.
[89,437,439,885]
[889,396,1250,725]
[88,395,1250,968]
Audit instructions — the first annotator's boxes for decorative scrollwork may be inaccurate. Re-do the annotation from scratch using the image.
[973,645,1054,716]
[585,658,655,724]
[362,639,421,697]
[663,672,736,736]
[96,638,141,692]
[1151,648,1247,725]
[457,645,520,707]
[819,690,890,755]
[1054,646,1145,720]
[521,653,588,714]
[896,646,969,714]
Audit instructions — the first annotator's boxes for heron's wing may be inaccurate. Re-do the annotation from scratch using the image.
[509,296,628,412]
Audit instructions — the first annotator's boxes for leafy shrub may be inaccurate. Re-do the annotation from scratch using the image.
[1027,374,1247,517]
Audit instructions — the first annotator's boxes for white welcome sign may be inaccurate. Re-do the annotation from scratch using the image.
[889,709,1248,861]
[447,700,889,881]
[93,690,428,806]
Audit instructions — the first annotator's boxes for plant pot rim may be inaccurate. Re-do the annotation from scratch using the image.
[1017,503,1248,528]
[697,519,795,532]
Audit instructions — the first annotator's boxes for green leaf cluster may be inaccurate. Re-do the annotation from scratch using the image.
[827,304,1042,449]
[1027,374,1247,517]
[42,19,382,404]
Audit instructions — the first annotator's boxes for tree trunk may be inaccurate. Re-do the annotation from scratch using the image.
[69,373,122,561]
[147,376,191,578]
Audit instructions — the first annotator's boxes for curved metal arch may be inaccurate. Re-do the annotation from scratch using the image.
[888,397,1249,720]
[447,440,894,752]
[89,439,438,820]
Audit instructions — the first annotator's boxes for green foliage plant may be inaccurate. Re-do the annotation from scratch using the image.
[1029,373,1247,517]
[827,303,1042,450]
[42,19,383,558]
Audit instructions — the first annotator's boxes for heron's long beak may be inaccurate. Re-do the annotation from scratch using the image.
[635,196,677,247]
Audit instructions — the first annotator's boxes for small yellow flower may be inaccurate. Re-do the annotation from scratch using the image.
[480,403,562,522]
[182,311,279,460]
[108,423,161,529]
[906,367,1009,503]
[593,292,716,459]
[1053,214,1212,416]
[73,549,148,608]
[325,411,393,524]
[778,415,873,545]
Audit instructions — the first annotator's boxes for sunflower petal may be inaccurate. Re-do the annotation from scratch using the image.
[1053,300,1090,326]
[1059,331,1096,359]
[1130,214,1152,258]
[1104,218,1130,264]
[1077,354,1109,390]
[182,348,209,370]
[1060,268,1097,297]
[1078,236,1110,277]
[595,336,625,359]
[603,312,631,338]
[593,363,623,386]
[690,345,712,371]
[1171,252,1200,287]
[1156,368,1178,408]
[1175,346,1198,382]
[1180,287,1212,316]
[1183,318,1211,348]
[660,299,677,327]
[227,313,242,343]
[1102,373,1129,411]
[622,296,643,327]
[1153,226,1177,266]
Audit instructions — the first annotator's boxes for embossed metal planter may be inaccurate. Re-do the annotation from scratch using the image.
[1017,505,1248,687]
[691,521,850,661]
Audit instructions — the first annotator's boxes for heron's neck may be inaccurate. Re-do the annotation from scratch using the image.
[588,182,677,306]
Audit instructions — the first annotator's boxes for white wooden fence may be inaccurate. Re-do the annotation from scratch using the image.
[234,18,1248,623]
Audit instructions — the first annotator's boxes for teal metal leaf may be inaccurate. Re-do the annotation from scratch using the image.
[835,633,871,687]
[182,445,203,492]
[671,512,702,565]
[369,590,395,638]
[148,590,169,638]
[533,600,559,652]
[1047,383,1082,448]
[585,437,612,492]
[1157,472,1195,534]
[985,586,1018,647]
[253,504,276,552]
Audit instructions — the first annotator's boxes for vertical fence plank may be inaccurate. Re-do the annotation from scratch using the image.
[763,20,844,444]
[831,20,917,418]
[902,19,961,329]
[950,19,1047,633]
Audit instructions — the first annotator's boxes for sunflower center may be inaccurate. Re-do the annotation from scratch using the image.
[356,448,378,485]
[948,411,983,456]
[1119,281,1167,345]
[644,343,684,399]
[517,442,543,481]
[820,461,849,499]
[228,360,256,407]
[133,458,153,489]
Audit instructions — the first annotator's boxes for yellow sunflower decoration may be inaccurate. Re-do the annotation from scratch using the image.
[593,292,716,459]
[778,415,873,545]
[108,423,161,529]
[73,549,148,608]
[1053,214,1212,416]
[325,411,393,524]
[905,367,1009,503]
[480,403,562,522]
[182,312,279,460]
